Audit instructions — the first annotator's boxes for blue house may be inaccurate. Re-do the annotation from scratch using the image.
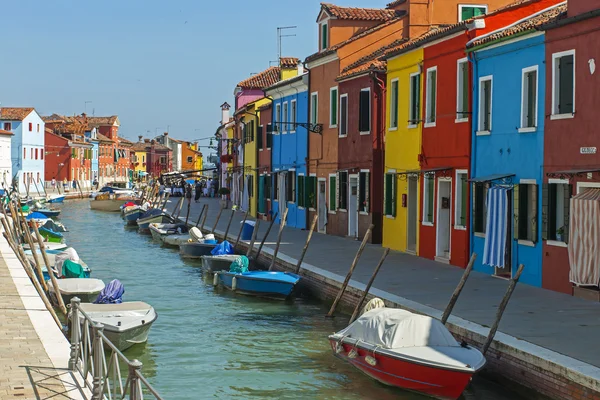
[0,107,45,194]
[265,72,309,229]
[85,127,99,185]
[468,21,547,287]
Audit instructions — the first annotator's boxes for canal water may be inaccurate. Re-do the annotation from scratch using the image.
[57,200,523,400]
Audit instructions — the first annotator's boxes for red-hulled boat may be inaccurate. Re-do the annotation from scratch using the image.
[329,306,485,400]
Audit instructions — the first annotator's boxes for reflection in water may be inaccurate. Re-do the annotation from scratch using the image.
[56,200,524,400]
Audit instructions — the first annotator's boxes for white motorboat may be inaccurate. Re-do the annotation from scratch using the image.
[201,254,241,273]
[163,233,191,247]
[77,301,157,351]
[149,223,189,243]
[22,242,68,251]
[49,278,105,305]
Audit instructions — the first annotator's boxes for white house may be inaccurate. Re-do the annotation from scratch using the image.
[0,129,13,189]
[0,107,45,194]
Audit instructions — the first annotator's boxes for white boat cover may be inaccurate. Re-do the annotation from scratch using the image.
[55,248,80,274]
[79,301,156,332]
[52,278,105,295]
[337,308,459,349]
[569,188,600,285]
[189,227,203,241]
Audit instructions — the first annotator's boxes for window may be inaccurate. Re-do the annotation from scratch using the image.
[257,125,264,149]
[425,67,437,126]
[31,148,33,159]
[473,183,488,234]
[41,150,44,160]
[248,174,254,198]
[521,66,538,130]
[266,123,273,148]
[339,94,348,137]
[384,172,396,217]
[23,147,26,159]
[423,175,434,224]
[275,104,281,133]
[359,171,370,213]
[409,73,420,126]
[543,183,572,243]
[37,124,40,132]
[330,87,338,127]
[552,50,575,116]
[265,174,272,203]
[329,174,336,212]
[459,4,487,21]
[478,76,492,133]
[456,58,469,120]
[337,171,348,210]
[286,171,296,203]
[3,123,11,131]
[321,23,328,51]
[455,172,468,229]
[310,92,318,125]
[390,79,399,129]
[290,100,297,132]
[515,183,538,243]
[28,122,32,131]
[35,148,38,160]
[282,102,288,133]
[187,156,193,163]
[306,176,317,209]
[359,88,371,134]
[298,175,305,208]
[273,172,279,200]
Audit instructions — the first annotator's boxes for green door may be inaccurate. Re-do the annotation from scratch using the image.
[258,175,265,214]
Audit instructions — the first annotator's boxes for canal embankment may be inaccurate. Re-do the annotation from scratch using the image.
[168,197,600,400]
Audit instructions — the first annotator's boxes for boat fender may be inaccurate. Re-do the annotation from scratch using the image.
[348,348,358,359]
[213,273,219,286]
[232,276,237,291]
[365,355,377,366]
[335,342,344,354]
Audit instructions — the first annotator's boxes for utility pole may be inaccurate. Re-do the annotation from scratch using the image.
[277,26,297,63]
[84,101,92,114]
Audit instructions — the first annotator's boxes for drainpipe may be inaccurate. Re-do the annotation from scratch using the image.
[372,70,387,243]
[467,51,477,260]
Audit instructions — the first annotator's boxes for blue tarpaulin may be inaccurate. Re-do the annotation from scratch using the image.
[94,279,125,304]
[26,212,48,220]
[211,240,234,255]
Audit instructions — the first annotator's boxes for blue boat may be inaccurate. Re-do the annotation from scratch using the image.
[137,209,175,233]
[216,271,300,299]
[122,206,145,226]
[36,208,61,218]
[47,194,65,203]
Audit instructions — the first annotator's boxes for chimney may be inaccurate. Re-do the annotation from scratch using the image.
[297,60,304,75]
[163,132,169,147]
[144,138,150,143]
[568,0,600,17]
[138,135,143,142]
[220,102,231,125]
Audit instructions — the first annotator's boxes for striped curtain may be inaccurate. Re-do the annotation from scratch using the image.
[568,189,600,286]
[483,187,509,268]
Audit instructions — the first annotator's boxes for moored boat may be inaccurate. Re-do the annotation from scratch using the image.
[162,233,191,248]
[90,198,136,212]
[122,205,145,225]
[328,306,486,400]
[49,278,105,305]
[149,223,189,242]
[23,242,68,251]
[137,209,175,233]
[201,254,241,273]
[179,241,217,259]
[47,194,65,203]
[216,271,300,299]
[39,226,64,243]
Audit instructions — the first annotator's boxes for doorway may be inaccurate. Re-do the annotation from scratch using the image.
[436,179,451,261]
[495,188,513,278]
[348,175,359,238]
[407,176,418,253]
[317,178,326,233]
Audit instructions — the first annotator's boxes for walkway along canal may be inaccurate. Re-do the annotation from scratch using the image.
[53,199,524,399]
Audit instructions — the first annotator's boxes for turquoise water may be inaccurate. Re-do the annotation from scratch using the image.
[57,200,523,400]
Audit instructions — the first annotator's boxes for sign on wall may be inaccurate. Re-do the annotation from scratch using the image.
[580,147,597,155]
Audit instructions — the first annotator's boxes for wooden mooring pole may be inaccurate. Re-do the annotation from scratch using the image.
[234,211,248,249]
[245,219,261,258]
[349,247,390,323]
[268,208,289,271]
[326,224,374,318]
[223,210,236,240]
[195,204,207,227]
[185,197,192,225]
[32,222,67,316]
[175,196,185,219]
[200,204,209,231]
[211,204,225,234]
[294,214,318,274]
[254,213,278,263]
[441,253,477,325]
[482,264,524,355]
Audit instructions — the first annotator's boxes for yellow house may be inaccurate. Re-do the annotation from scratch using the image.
[382,48,424,253]
[131,139,149,181]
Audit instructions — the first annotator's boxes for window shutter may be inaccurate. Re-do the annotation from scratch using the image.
[542,183,549,241]
[336,172,340,209]
[532,184,538,243]
[391,174,396,217]
[564,184,573,243]
[329,176,336,211]
[514,184,521,240]
[298,176,305,207]
[558,55,574,114]
[384,174,389,215]
[359,91,370,132]
[460,175,467,226]
[527,72,536,127]
[340,96,348,136]
[484,81,491,130]
[429,70,436,123]
[331,90,338,126]
[257,125,263,149]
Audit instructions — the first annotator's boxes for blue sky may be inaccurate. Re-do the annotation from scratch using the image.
[1,0,380,147]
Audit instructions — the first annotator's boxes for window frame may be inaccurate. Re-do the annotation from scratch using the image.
[408,72,420,128]
[339,93,348,138]
[320,22,328,51]
[359,170,370,214]
[384,170,397,218]
[422,174,435,226]
[425,66,437,127]
[330,86,338,128]
[551,49,576,119]
[477,75,493,135]
[519,65,539,132]
[359,87,371,135]
[458,4,488,21]
[310,92,318,125]
[337,171,349,211]
[275,103,282,134]
[456,57,469,123]
[290,99,297,133]
[389,78,399,130]
[544,179,571,246]
[328,173,336,213]
[515,180,538,245]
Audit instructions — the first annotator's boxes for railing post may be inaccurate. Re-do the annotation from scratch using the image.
[92,323,105,400]
[128,359,143,400]
[68,297,81,371]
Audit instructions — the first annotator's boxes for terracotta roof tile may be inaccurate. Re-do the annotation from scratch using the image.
[321,3,399,21]
[0,129,13,135]
[237,67,281,89]
[338,60,387,81]
[118,137,133,146]
[382,24,464,59]
[339,38,408,80]
[87,116,119,126]
[386,0,407,8]
[280,57,300,68]
[96,133,113,143]
[0,107,35,121]
[469,4,566,47]
[131,141,172,152]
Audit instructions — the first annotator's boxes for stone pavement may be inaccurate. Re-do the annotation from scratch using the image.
[0,237,86,399]
[169,197,600,369]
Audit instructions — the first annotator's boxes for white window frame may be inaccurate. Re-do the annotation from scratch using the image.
[359,87,371,135]
[456,57,469,123]
[330,86,338,128]
[551,49,576,120]
[454,170,468,230]
[282,101,288,134]
[275,103,281,135]
[408,72,420,129]
[424,66,437,128]
[477,75,493,135]
[458,4,488,22]
[320,22,329,51]
[290,99,297,133]
[519,65,539,133]
[389,78,399,131]
[310,92,318,125]
[339,93,348,138]
[422,174,435,226]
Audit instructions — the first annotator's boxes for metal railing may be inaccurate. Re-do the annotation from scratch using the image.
[68,297,164,400]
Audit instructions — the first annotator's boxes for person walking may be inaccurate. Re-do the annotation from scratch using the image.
[194,180,202,203]
[51,177,56,192]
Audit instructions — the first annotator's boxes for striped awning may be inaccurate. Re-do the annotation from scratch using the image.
[569,188,600,286]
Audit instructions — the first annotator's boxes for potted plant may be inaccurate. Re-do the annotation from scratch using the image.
[218,187,231,209]
[556,227,564,242]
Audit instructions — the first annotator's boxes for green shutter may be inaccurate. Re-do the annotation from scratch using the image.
[258,176,265,214]
[385,173,393,216]
[461,175,467,226]
[558,55,574,114]
[391,174,396,217]
[391,81,399,128]
[427,176,434,221]
[564,184,573,243]
[257,125,263,149]
[461,7,473,20]
[329,176,336,211]
[461,63,469,118]
[331,89,338,126]
[298,176,305,208]
[321,24,328,50]
[542,183,549,241]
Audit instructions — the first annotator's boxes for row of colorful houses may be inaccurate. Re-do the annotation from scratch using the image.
[216,0,600,299]
[0,108,203,193]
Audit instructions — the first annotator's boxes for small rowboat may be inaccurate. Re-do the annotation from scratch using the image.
[149,223,189,243]
[47,194,65,203]
[328,307,486,400]
[35,207,61,218]
[122,206,145,225]
[90,198,136,212]
[23,242,68,252]
[39,226,64,243]
[162,233,190,248]
[216,271,300,299]
[201,254,241,273]
[137,212,176,234]
[49,278,105,305]
[178,242,217,259]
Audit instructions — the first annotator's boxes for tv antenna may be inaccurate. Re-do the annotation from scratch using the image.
[277,26,297,64]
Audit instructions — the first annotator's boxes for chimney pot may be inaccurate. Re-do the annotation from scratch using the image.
[138,135,143,142]
[163,132,168,136]
[144,138,150,143]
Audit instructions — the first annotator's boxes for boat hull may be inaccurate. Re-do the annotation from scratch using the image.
[47,195,65,203]
[217,271,299,299]
[328,340,475,400]
[201,255,240,273]
[179,242,217,259]
[49,288,100,306]
[162,234,190,248]
[104,322,154,352]
[37,210,60,217]
[90,199,128,212]
[137,215,174,233]
[123,209,144,225]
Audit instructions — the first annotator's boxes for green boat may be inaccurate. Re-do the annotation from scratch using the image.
[39,226,64,243]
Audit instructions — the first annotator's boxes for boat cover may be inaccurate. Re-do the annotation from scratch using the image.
[40,226,63,238]
[189,227,203,241]
[230,255,249,273]
[140,208,163,219]
[122,201,136,208]
[55,278,105,295]
[43,219,67,232]
[337,308,460,349]
[55,248,80,273]
[211,240,234,255]
[26,212,48,221]
[94,279,125,304]
[62,260,86,278]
